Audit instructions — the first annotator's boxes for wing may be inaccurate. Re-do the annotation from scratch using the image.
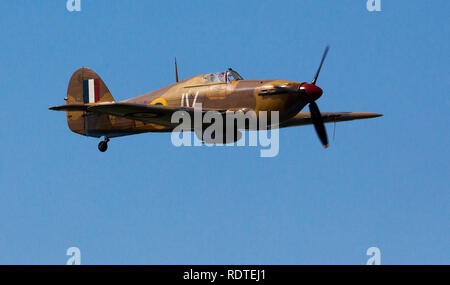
[280,112,383,128]
[50,102,226,127]
[50,104,382,129]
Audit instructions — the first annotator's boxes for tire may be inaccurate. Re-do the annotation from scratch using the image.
[98,141,108,152]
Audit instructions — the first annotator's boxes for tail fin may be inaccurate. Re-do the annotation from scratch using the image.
[65,68,115,136]
[67,67,114,104]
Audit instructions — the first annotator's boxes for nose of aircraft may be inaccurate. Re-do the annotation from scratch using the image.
[300,83,323,101]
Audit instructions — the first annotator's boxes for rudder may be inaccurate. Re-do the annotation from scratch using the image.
[66,68,115,136]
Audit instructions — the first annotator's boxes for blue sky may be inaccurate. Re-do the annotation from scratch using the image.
[0,0,448,265]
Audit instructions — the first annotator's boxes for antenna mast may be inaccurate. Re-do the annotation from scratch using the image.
[175,57,179,83]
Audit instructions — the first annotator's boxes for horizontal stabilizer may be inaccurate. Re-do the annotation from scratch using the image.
[49,104,90,111]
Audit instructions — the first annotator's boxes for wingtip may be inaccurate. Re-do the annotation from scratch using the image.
[351,112,384,119]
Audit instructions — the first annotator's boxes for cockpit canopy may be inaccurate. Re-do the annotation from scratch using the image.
[202,68,244,84]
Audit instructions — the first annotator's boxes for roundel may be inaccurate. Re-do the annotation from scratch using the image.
[150,98,167,106]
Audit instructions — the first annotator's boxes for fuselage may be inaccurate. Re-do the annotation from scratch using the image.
[64,68,315,137]
[121,74,307,132]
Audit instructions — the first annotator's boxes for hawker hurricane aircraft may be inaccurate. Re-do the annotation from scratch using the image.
[50,47,382,152]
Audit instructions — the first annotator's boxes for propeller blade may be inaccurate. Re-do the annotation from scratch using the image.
[309,101,329,148]
[311,45,330,85]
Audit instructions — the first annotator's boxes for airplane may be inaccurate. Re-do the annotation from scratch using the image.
[50,46,382,152]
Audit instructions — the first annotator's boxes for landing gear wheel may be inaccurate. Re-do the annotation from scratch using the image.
[98,141,108,152]
[98,137,109,152]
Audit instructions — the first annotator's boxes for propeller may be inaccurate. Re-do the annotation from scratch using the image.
[303,45,330,148]
[258,46,331,148]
